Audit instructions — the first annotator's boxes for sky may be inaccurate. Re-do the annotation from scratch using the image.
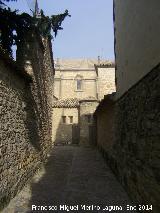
[7,0,114,60]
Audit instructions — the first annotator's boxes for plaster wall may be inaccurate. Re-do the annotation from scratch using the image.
[114,0,160,98]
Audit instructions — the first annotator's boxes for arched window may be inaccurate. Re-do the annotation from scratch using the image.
[75,75,83,91]
[77,79,82,90]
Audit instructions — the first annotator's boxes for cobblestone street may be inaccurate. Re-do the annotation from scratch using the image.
[2,146,134,213]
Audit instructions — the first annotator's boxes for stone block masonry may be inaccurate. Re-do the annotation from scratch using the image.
[0,55,40,209]
[52,107,79,145]
[0,31,54,210]
[79,100,99,145]
[94,64,160,212]
[16,30,55,159]
[113,64,160,212]
[94,93,115,153]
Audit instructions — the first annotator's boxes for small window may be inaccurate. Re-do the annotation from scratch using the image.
[77,79,82,90]
[62,116,66,123]
[69,116,73,124]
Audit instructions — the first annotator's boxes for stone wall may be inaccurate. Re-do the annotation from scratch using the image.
[96,67,116,100]
[79,100,99,145]
[54,69,97,100]
[52,99,100,145]
[112,65,160,212]
[0,32,54,209]
[52,107,79,145]
[0,53,41,209]
[54,62,115,101]
[16,31,54,159]
[94,94,115,153]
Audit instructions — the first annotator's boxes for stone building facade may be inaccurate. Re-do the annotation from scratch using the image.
[94,63,115,100]
[93,1,160,212]
[52,59,115,145]
[52,98,79,145]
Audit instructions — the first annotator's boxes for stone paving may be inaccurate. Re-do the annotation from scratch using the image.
[2,146,135,213]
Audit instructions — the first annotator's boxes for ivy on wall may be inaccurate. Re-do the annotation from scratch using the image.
[0,8,32,56]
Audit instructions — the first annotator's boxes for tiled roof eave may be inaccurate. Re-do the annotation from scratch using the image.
[53,105,79,108]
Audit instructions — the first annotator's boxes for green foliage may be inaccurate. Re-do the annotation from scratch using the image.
[37,10,71,37]
[0,6,71,57]
[37,9,71,38]
[51,10,71,37]
[0,8,33,56]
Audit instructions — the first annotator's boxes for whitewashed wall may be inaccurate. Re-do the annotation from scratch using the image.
[114,0,160,98]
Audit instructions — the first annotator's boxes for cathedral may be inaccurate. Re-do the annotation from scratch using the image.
[52,58,115,145]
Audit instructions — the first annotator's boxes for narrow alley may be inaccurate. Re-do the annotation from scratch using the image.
[2,146,133,213]
[0,1,160,212]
